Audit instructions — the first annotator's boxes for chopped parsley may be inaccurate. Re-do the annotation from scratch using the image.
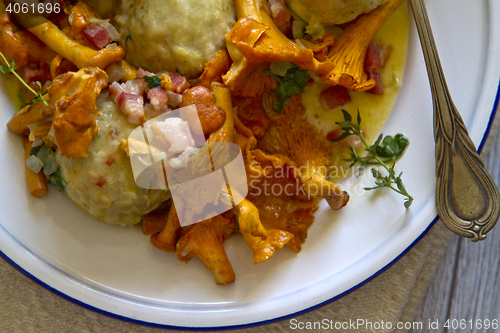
[30,145,43,156]
[265,63,310,114]
[30,143,67,189]
[125,34,133,43]
[142,75,162,89]
[48,169,67,189]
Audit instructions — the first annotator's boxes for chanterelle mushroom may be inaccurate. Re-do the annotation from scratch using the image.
[48,67,108,159]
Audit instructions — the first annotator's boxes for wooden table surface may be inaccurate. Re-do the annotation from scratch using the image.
[410,122,500,332]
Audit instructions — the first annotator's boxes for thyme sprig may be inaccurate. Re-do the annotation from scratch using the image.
[332,110,414,208]
[0,51,48,107]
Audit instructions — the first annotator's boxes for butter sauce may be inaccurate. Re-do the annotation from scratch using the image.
[301,4,409,169]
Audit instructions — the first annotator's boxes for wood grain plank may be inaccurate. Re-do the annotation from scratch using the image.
[410,131,500,333]
[446,134,500,333]
[408,236,461,333]
[410,125,500,333]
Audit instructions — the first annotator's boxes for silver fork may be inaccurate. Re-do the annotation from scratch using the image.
[409,0,500,241]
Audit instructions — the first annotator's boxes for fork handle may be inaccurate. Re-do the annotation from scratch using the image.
[410,0,500,241]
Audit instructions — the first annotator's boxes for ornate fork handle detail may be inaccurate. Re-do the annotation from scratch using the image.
[410,0,500,241]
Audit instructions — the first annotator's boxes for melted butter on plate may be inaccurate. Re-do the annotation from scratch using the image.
[301,4,409,171]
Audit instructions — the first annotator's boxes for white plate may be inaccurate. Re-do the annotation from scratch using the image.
[0,0,499,329]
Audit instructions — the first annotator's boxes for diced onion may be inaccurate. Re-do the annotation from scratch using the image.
[269,62,292,77]
[43,81,52,91]
[89,19,121,41]
[305,16,326,40]
[292,20,307,40]
[26,155,44,173]
[27,123,39,133]
[36,144,54,162]
[307,70,323,83]
[295,39,307,50]
[106,43,118,50]
[48,124,55,138]
[42,155,57,176]
[88,18,109,25]
[106,63,125,83]
[32,137,43,147]
[68,13,75,25]
[166,91,183,107]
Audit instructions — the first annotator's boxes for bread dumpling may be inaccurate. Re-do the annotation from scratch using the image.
[285,0,390,25]
[117,0,236,78]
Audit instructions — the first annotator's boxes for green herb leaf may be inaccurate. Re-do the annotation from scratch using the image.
[142,75,162,90]
[301,26,307,38]
[30,145,43,156]
[0,52,49,106]
[333,110,413,208]
[266,64,309,114]
[375,133,409,161]
[125,34,133,43]
[49,169,67,189]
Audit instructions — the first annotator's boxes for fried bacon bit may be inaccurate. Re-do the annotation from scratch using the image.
[147,87,168,114]
[116,92,145,124]
[109,81,146,124]
[95,176,107,187]
[168,71,190,94]
[48,67,108,159]
[136,68,154,78]
[69,2,102,46]
[367,71,384,95]
[326,127,364,150]
[364,41,392,95]
[83,23,113,49]
[105,155,116,166]
[176,215,235,285]
[109,79,147,97]
[320,85,351,109]
[268,0,292,30]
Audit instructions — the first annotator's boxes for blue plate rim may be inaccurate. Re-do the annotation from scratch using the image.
[1,5,500,330]
[0,78,497,331]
